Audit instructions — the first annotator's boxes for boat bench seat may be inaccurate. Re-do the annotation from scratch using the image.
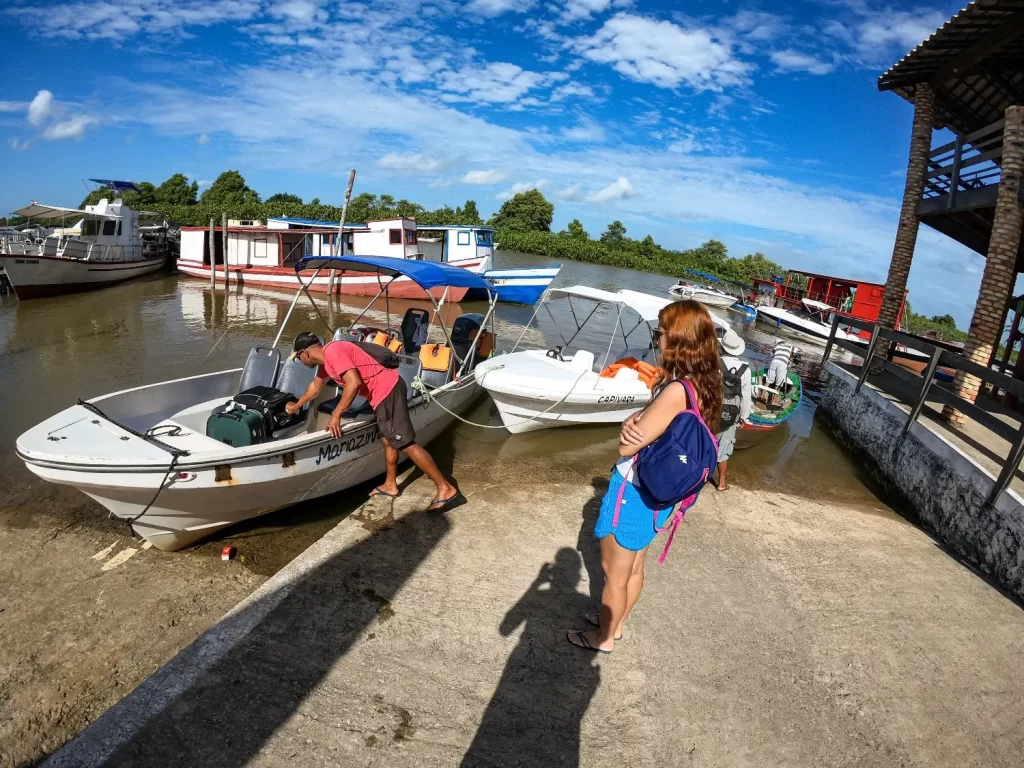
[318,395,373,417]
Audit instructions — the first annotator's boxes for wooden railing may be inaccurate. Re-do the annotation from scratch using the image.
[822,315,1024,506]
[922,118,1003,206]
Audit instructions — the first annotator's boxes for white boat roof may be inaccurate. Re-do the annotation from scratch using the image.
[12,202,118,221]
[546,285,671,323]
[802,298,832,312]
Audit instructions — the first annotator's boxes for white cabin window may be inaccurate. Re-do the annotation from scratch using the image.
[406,229,418,245]
[389,228,402,245]
[83,220,99,236]
[457,231,470,246]
[476,231,492,245]
[102,220,116,236]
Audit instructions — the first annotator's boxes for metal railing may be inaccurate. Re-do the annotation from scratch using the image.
[822,315,1024,506]
[922,118,1004,205]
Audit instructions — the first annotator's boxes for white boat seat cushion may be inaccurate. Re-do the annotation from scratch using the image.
[568,350,595,371]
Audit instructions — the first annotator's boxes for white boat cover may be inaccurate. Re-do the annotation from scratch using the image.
[802,298,832,312]
[12,203,118,221]
[546,285,671,323]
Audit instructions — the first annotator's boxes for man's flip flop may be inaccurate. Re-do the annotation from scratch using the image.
[426,490,464,513]
[567,630,611,654]
[585,613,623,641]
[369,486,401,499]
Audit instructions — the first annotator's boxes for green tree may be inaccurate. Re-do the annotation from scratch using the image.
[930,313,957,326]
[156,173,199,206]
[266,192,303,205]
[566,218,588,239]
[199,170,261,208]
[461,200,482,225]
[487,189,554,232]
[638,234,657,258]
[600,220,627,243]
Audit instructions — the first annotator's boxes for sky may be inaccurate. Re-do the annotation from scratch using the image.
[0,0,987,324]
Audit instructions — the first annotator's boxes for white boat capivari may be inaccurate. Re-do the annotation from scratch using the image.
[475,286,734,434]
[15,255,497,551]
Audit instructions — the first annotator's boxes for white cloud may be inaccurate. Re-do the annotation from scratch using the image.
[561,119,606,143]
[721,10,785,48]
[572,13,750,91]
[9,137,30,151]
[42,115,97,140]
[496,180,548,200]
[551,82,595,101]
[586,176,633,203]
[0,101,29,113]
[377,152,449,173]
[269,0,322,23]
[634,109,660,126]
[437,62,565,104]
[560,0,632,23]
[827,8,946,67]
[461,169,507,184]
[770,50,834,76]
[466,0,534,17]
[27,90,53,127]
[555,184,583,201]
[196,133,210,144]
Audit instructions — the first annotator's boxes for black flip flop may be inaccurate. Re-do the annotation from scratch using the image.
[567,630,611,655]
[426,481,464,513]
[585,613,623,641]
[369,485,402,499]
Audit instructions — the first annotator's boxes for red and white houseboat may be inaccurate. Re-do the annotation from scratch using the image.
[176,216,492,301]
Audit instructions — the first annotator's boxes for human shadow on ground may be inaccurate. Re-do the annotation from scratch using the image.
[576,475,608,602]
[63,507,453,768]
[460,547,601,768]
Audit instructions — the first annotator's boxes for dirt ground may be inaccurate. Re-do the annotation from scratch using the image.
[0,455,363,768]
[37,433,1024,768]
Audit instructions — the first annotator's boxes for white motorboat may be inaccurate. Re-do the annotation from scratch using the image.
[669,281,737,308]
[476,286,734,433]
[14,255,497,551]
[0,185,171,299]
[756,298,863,346]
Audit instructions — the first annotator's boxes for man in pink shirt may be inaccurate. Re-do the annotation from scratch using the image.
[285,332,461,511]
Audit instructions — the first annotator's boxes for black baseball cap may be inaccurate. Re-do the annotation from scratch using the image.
[289,332,323,360]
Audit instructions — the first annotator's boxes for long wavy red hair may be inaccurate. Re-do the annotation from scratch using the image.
[655,299,723,433]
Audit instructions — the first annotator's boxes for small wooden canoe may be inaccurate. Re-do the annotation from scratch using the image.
[741,369,803,431]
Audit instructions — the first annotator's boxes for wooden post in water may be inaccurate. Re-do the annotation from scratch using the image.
[209,218,216,289]
[222,212,229,287]
[328,169,357,295]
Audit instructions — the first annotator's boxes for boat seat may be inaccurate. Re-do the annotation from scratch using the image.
[318,394,373,417]
[272,358,318,438]
[418,344,452,389]
[568,350,595,371]
[333,328,361,342]
[401,308,431,354]
[238,347,280,392]
[397,355,423,402]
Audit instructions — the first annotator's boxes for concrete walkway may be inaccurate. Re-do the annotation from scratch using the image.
[44,433,1024,767]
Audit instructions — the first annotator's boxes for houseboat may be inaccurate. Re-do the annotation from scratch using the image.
[176,217,491,301]
[0,194,171,299]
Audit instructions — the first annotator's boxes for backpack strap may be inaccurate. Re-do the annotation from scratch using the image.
[676,379,719,450]
[611,459,635,529]
[652,467,709,564]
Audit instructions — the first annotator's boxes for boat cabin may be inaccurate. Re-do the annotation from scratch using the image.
[418,225,495,265]
[753,270,908,330]
[3,199,150,261]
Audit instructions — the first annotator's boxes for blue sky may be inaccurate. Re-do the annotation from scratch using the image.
[0,0,982,323]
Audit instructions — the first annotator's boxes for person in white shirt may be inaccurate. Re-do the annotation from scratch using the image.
[716,327,752,492]
[767,339,794,388]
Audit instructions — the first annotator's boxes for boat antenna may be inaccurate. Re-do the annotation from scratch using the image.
[328,169,356,294]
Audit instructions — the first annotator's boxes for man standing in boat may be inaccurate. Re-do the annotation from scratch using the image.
[715,327,751,492]
[285,332,462,512]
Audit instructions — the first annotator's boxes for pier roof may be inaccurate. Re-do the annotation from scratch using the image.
[877,0,1024,135]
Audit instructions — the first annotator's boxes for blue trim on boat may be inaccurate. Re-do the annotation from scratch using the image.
[480,264,562,305]
[294,254,492,290]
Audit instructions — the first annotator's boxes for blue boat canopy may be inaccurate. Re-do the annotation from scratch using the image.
[88,179,141,193]
[684,269,751,291]
[294,254,492,291]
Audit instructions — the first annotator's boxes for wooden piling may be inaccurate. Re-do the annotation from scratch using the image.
[329,169,357,295]
[209,218,216,289]
[222,212,229,287]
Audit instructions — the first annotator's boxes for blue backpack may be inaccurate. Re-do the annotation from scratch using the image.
[614,379,719,563]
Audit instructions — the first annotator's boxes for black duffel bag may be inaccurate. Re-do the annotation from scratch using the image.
[232,385,302,434]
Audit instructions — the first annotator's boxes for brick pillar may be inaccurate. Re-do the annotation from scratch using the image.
[943,105,1024,427]
[878,83,936,329]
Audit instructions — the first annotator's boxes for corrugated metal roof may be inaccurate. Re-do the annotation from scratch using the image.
[877,0,1024,134]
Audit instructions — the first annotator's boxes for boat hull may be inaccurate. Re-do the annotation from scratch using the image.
[480,266,561,305]
[743,369,802,430]
[0,254,167,299]
[21,382,482,551]
[489,389,648,434]
[176,259,486,302]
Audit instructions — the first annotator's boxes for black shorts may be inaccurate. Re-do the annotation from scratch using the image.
[374,379,416,450]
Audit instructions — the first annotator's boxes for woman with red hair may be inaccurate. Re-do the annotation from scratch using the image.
[568,300,723,654]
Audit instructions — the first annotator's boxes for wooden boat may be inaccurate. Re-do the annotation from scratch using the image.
[742,369,803,431]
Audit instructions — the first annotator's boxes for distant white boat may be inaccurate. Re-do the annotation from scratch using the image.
[0,194,170,299]
[669,281,736,308]
[756,298,862,346]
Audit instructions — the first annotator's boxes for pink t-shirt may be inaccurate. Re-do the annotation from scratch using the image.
[318,341,400,409]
